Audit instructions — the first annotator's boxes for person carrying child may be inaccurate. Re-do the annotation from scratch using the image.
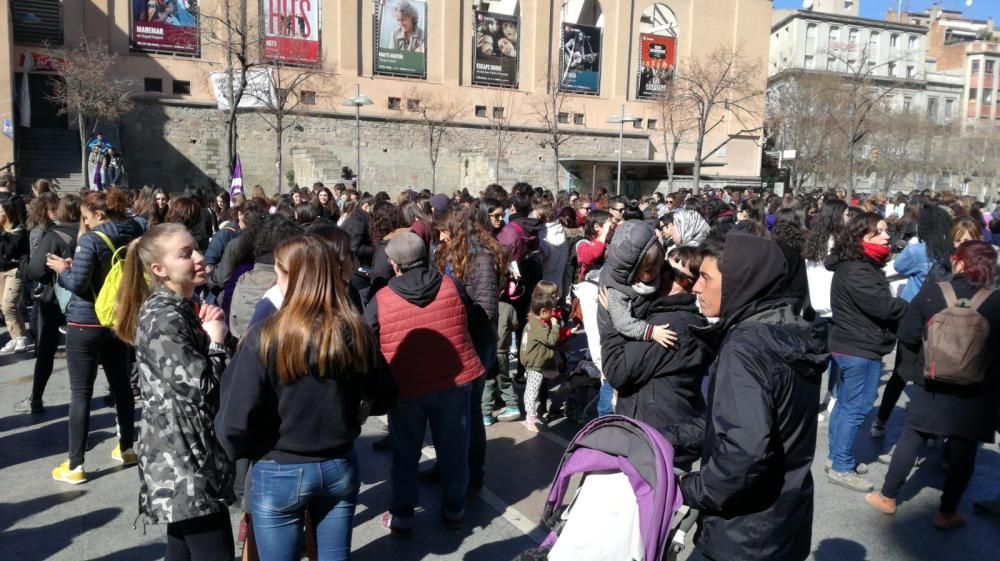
[520,281,562,432]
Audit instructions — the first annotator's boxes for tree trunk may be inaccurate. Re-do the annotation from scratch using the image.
[553,143,560,193]
[275,121,283,195]
[692,131,705,195]
[495,130,502,183]
[79,114,89,190]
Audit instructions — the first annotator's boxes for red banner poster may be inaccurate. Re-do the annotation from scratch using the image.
[262,0,321,65]
[637,33,676,100]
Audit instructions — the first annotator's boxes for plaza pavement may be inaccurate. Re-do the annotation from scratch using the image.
[0,340,997,561]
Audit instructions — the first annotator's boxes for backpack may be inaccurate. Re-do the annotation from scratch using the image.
[229,265,277,340]
[922,282,993,386]
[92,230,128,328]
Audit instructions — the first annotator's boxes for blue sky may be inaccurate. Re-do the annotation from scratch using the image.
[772,0,999,21]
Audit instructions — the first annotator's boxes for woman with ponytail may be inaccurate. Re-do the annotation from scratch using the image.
[824,212,907,493]
[116,223,235,561]
[45,188,144,485]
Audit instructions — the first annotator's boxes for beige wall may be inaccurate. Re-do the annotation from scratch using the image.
[8,0,771,186]
[0,0,14,169]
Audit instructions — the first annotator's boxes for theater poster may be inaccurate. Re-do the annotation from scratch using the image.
[374,0,427,78]
[472,11,519,88]
[261,0,321,65]
[131,0,200,55]
[559,23,601,94]
[636,33,676,100]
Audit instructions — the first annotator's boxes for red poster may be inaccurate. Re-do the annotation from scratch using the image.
[131,0,200,55]
[262,0,321,65]
[637,33,676,99]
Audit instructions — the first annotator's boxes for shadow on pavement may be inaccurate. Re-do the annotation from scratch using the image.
[0,490,87,531]
[0,411,116,470]
[87,543,163,561]
[813,537,868,561]
[0,404,71,432]
[0,506,120,560]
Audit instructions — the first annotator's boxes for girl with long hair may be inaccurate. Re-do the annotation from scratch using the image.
[0,199,28,353]
[115,223,234,561]
[217,234,396,561]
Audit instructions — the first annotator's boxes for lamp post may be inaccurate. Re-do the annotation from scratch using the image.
[607,104,639,196]
[342,83,372,191]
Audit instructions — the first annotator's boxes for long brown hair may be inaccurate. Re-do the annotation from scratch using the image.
[258,234,373,383]
[82,188,129,221]
[115,223,190,345]
[434,206,506,281]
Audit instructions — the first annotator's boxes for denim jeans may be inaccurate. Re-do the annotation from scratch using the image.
[389,383,471,523]
[251,453,360,561]
[597,379,615,417]
[827,354,882,472]
[468,375,486,491]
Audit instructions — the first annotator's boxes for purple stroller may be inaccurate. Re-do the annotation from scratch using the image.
[516,415,696,561]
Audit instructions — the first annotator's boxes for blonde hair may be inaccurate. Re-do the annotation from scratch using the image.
[115,223,190,345]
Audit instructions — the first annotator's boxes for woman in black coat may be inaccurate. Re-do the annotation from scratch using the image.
[866,240,1000,529]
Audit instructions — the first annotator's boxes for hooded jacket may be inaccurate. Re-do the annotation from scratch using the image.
[58,218,144,325]
[825,252,906,359]
[599,219,659,298]
[496,214,540,264]
[27,222,78,302]
[665,235,828,561]
[600,292,712,440]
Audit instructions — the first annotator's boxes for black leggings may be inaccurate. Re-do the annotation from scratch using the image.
[881,424,979,514]
[166,511,235,561]
[30,298,65,403]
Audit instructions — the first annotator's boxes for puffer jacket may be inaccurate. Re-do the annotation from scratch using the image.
[463,244,500,324]
[664,235,828,561]
[58,219,144,325]
[134,290,232,524]
[599,219,660,299]
[825,253,906,359]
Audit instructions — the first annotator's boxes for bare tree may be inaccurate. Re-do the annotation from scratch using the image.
[486,90,518,183]
[676,44,764,194]
[868,107,931,194]
[46,37,136,189]
[531,75,572,192]
[765,72,842,190]
[652,82,697,192]
[404,88,463,192]
[246,60,334,194]
[202,0,262,181]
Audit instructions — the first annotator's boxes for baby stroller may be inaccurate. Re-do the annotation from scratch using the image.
[515,415,698,561]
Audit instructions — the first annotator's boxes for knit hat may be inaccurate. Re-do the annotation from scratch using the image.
[429,193,451,213]
[385,232,427,270]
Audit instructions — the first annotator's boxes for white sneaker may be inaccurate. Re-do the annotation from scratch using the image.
[0,339,15,353]
[13,337,29,352]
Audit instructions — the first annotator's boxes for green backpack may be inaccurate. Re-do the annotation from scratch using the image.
[92,231,127,328]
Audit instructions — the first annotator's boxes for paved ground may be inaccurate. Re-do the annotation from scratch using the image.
[0,340,998,561]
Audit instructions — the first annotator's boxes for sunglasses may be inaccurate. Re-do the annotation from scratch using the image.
[611,206,626,212]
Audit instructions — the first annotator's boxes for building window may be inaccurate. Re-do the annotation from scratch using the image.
[805,24,818,55]
[172,80,191,95]
[144,78,163,93]
[848,28,859,48]
[300,90,316,105]
[829,26,841,45]
[632,119,643,129]
[972,60,980,74]
[867,60,876,73]
[826,56,835,71]
[844,0,853,8]
[558,112,570,124]
[388,97,402,110]
[647,119,657,130]
[945,98,955,118]
[903,96,912,111]
[906,65,915,78]
[869,31,880,55]
[573,113,585,125]
[804,55,815,69]
[908,36,918,50]
[927,97,938,119]
[985,89,994,103]
[987,60,996,75]
[888,62,897,76]
[970,88,978,100]
[474,105,486,117]
[406,98,421,112]
[492,107,504,119]
[890,34,899,48]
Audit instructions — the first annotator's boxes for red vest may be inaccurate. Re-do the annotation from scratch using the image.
[376,275,483,399]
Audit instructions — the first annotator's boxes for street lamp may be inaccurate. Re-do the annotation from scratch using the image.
[607,104,640,196]
[342,83,372,191]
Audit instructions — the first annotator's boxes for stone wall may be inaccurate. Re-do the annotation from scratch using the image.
[119,100,651,196]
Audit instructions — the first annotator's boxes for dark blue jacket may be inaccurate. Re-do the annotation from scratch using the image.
[205,226,240,267]
[58,219,144,325]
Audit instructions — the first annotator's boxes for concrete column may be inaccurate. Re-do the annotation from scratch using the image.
[0,0,14,170]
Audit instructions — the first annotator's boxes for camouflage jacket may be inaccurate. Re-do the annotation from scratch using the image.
[134,290,233,524]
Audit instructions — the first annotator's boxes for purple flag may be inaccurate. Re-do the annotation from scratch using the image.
[230,153,243,196]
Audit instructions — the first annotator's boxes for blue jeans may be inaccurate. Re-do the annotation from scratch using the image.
[389,384,472,523]
[251,453,360,561]
[597,379,614,417]
[827,354,882,472]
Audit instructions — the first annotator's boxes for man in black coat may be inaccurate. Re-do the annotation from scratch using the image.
[664,234,828,561]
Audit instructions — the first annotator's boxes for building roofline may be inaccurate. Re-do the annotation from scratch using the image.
[772,10,928,34]
[767,68,931,91]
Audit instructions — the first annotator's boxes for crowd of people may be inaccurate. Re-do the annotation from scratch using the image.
[1,169,999,561]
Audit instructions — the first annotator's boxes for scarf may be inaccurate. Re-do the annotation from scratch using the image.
[862,242,890,266]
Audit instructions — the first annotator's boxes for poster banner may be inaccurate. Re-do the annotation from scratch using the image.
[130,0,200,55]
[374,0,427,78]
[559,23,601,94]
[210,68,277,110]
[637,34,676,100]
[472,11,519,88]
[261,0,321,65]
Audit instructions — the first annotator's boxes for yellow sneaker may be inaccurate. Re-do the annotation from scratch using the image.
[111,444,138,466]
[51,460,87,485]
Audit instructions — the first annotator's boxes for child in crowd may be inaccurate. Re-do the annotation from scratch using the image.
[520,281,561,432]
[600,220,673,347]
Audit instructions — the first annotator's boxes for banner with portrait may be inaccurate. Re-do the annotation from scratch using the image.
[559,23,601,95]
[130,0,200,55]
[261,0,321,65]
[374,0,427,78]
[472,11,519,88]
[636,33,676,100]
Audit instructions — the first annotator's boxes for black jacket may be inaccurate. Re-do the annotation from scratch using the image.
[826,254,906,359]
[340,211,374,266]
[896,276,1000,443]
[774,241,810,317]
[665,235,828,561]
[27,223,78,301]
[0,226,28,271]
[600,292,711,440]
[599,219,659,296]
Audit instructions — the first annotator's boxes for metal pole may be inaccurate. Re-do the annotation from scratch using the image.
[354,84,362,191]
[617,104,624,196]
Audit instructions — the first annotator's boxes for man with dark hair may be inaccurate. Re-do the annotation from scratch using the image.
[607,196,628,224]
[665,234,828,561]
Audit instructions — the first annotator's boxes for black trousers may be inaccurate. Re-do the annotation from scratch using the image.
[30,298,65,403]
[881,423,979,514]
[66,325,134,469]
[877,348,911,424]
[165,511,235,561]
